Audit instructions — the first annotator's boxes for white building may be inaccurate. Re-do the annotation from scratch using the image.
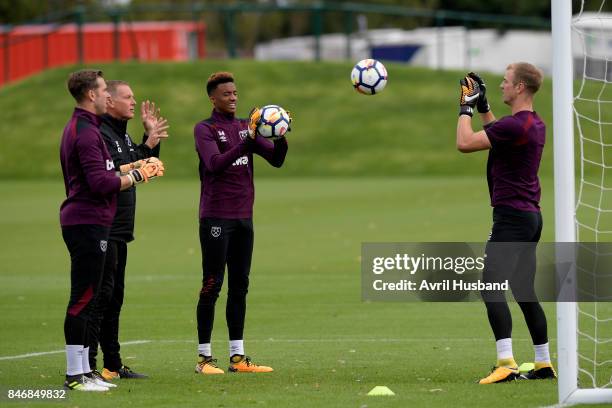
[255,13,612,76]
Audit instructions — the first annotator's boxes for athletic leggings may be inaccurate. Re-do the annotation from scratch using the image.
[482,206,548,345]
[197,218,253,344]
[88,240,127,371]
[62,224,109,346]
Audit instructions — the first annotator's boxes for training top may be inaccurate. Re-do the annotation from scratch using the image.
[194,109,288,219]
[484,110,545,212]
[100,114,160,242]
[60,107,121,227]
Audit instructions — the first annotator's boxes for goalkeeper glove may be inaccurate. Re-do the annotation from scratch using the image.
[285,110,292,133]
[127,157,165,185]
[247,107,262,139]
[459,76,480,117]
[119,159,145,175]
[468,72,490,113]
[143,157,164,177]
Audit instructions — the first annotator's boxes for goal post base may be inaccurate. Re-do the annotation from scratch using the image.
[562,389,612,405]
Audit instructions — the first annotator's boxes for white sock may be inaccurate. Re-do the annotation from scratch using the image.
[82,347,91,374]
[534,343,551,363]
[496,338,514,361]
[229,340,244,357]
[198,343,211,357]
[66,345,84,376]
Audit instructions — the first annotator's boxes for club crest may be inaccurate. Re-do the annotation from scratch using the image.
[239,130,249,140]
[211,226,221,238]
[100,240,107,252]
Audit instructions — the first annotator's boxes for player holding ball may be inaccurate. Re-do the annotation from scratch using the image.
[193,72,289,375]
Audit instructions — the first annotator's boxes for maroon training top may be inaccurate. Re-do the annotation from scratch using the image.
[484,110,546,212]
[59,107,121,227]
[194,109,288,219]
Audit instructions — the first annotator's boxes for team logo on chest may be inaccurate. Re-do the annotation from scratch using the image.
[217,130,227,142]
[211,226,222,238]
[239,130,249,140]
[125,134,135,151]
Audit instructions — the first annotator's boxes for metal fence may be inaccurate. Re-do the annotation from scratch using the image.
[0,2,550,87]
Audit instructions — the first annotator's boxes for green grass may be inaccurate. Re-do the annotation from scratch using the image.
[4,176,607,408]
[0,60,554,179]
[1,61,611,406]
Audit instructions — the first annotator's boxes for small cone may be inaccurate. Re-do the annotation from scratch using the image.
[367,386,395,396]
[519,362,535,374]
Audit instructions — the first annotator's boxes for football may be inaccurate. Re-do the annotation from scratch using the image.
[257,105,291,138]
[350,59,388,95]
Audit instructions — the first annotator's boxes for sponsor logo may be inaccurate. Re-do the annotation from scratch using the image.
[239,130,249,140]
[232,156,248,166]
[125,134,132,146]
[115,140,122,153]
[100,240,107,252]
[106,160,115,171]
[211,226,221,238]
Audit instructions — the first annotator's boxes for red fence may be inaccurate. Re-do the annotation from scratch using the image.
[0,21,206,86]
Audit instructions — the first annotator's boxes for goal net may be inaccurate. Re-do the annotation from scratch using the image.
[554,0,612,404]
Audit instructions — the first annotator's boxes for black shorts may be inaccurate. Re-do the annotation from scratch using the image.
[489,206,542,243]
[62,224,110,319]
[199,217,254,283]
[483,206,543,302]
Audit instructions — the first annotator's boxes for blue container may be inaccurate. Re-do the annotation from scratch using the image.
[371,44,421,63]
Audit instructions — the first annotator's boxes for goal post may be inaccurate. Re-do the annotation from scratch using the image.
[552,0,578,404]
[553,0,612,404]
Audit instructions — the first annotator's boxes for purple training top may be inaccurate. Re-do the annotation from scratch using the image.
[59,107,121,227]
[484,110,546,212]
[194,109,288,219]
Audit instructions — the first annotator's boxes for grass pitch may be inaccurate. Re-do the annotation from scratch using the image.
[0,60,554,180]
[1,58,611,407]
[0,177,585,408]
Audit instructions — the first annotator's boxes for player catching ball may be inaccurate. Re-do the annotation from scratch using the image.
[455,63,556,384]
[193,72,289,374]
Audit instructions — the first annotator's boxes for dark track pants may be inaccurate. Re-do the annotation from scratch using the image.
[482,206,548,345]
[62,225,110,347]
[88,240,127,371]
[197,218,254,344]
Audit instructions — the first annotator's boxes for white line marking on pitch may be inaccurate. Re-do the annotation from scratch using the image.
[0,340,151,361]
[0,337,536,361]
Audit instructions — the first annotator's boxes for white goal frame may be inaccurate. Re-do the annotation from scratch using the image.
[553,0,612,404]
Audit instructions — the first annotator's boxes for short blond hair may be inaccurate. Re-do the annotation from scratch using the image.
[507,62,543,94]
[106,80,130,97]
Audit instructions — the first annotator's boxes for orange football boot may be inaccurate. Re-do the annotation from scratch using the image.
[479,366,519,384]
[228,355,273,373]
[195,355,224,375]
